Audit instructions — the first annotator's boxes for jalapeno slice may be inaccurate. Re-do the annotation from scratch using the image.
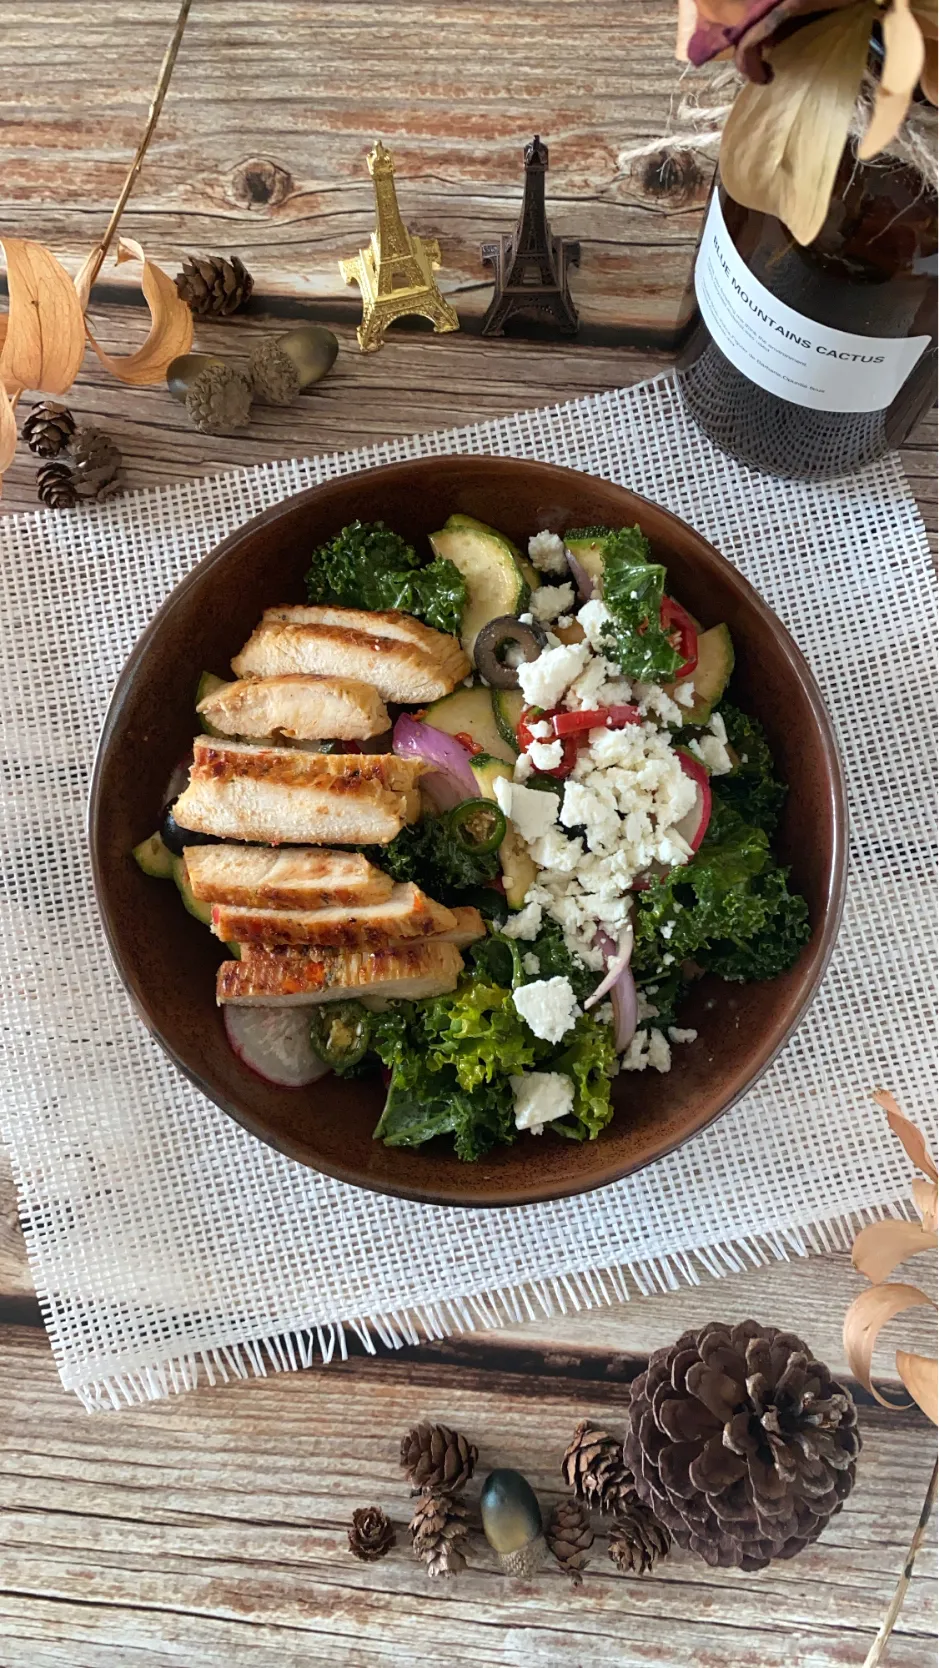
[446,798,507,855]
[310,1001,371,1070]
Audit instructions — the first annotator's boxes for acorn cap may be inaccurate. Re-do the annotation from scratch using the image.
[249,337,301,406]
[183,363,253,435]
[277,324,339,388]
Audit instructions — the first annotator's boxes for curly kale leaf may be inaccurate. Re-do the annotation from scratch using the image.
[469,917,596,1003]
[711,702,788,835]
[305,519,466,636]
[360,816,500,903]
[550,1013,618,1140]
[582,524,684,684]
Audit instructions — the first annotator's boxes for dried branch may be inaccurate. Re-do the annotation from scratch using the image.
[863,1460,938,1668]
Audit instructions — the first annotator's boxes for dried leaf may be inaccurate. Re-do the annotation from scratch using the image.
[75,237,193,385]
[0,381,18,496]
[897,1350,939,1425]
[913,1176,939,1232]
[843,1282,936,1408]
[0,238,86,398]
[719,3,876,245]
[874,1089,938,1181]
[858,0,925,158]
[852,1218,939,1284]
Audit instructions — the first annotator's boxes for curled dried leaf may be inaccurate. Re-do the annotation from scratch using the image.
[0,381,18,495]
[75,237,193,385]
[852,1218,939,1285]
[874,1090,938,1181]
[843,1281,936,1409]
[858,0,926,158]
[897,1349,939,1425]
[912,1176,939,1232]
[0,238,86,399]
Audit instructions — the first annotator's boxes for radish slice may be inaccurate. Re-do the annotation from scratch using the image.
[393,714,478,812]
[224,1006,331,1088]
[585,919,634,1010]
[567,550,596,602]
[611,965,638,1051]
[673,750,712,853]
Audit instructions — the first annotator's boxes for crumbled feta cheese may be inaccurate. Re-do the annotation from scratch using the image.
[636,990,659,1022]
[517,640,590,710]
[621,1028,673,1073]
[576,598,614,650]
[528,530,569,576]
[513,750,534,782]
[661,953,675,966]
[493,778,559,843]
[647,1029,672,1072]
[522,952,541,976]
[661,920,674,940]
[709,711,728,743]
[528,738,564,772]
[527,825,582,872]
[635,681,684,727]
[501,899,543,941]
[531,582,575,624]
[510,1069,575,1133]
[595,1001,614,1025]
[693,734,734,775]
[512,976,580,1043]
[518,611,534,626]
[675,679,697,709]
[556,615,574,629]
[668,1026,698,1045]
[526,718,553,740]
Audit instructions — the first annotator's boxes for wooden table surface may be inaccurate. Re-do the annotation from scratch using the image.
[2,7,937,1665]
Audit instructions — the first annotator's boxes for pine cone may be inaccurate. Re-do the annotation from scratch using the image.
[347,1505,395,1562]
[409,1488,470,1578]
[624,1321,861,1571]
[400,1422,478,1494]
[546,1499,594,1587]
[249,337,301,406]
[36,460,77,510]
[22,401,76,458]
[176,253,254,317]
[562,1419,634,1514]
[607,1499,671,1575]
[69,427,124,501]
[183,363,253,435]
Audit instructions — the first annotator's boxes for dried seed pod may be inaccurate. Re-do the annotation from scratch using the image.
[347,1505,395,1562]
[480,1468,545,1578]
[176,253,254,317]
[36,460,78,510]
[69,427,124,501]
[409,1489,470,1578]
[400,1422,477,1494]
[23,401,76,458]
[546,1498,594,1587]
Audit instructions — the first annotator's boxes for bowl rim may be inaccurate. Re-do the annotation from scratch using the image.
[88,455,848,1209]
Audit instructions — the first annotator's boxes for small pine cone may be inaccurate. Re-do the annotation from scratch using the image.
[562,1419,635,1514]
[546,1499,594,1587]
[409,1488,470,1578]
[249,337,301,406]
[69,427,124,501]
[400,1422,478,1494]
[23,401,76,458]
[607,1499,671,1575]
[36,460,78,510]
[183,363,253,435]
[347,1505,395,1563]
[176,253,254,317]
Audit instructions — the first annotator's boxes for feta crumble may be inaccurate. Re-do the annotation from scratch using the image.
[493,777,559,843]
[674,679,697,709]
[510,1070,575,1133]
[512,976,580,1043]
[501,899,543,941]
[528,737,564,772]
[531,582,575,624]
[668,1026,698,1045]
[522,952,541,976]
[517,639,590,711]
[621,1028,672,1073]
[528,530,569,576]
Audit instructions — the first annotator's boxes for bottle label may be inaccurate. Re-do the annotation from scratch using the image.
[695,192,931,414]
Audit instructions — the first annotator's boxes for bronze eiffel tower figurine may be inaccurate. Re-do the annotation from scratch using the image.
[340,141,460,353]
[481,136,580,337]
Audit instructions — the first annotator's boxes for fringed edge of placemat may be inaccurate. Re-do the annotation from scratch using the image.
[65,1196,916,1410]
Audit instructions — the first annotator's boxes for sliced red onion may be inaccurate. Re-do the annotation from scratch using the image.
[224,1006,331,1087]
[674,750,713,853]
[392,714,478,812]
[567,549,597,603]
[611,965,638,1052]
[585,918,634,1010]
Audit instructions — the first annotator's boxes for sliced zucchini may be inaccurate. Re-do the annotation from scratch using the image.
[491,687,525,754]
[132,831,175,880]
[171,855,214,926]
[196,670,229,737]
[665,623,734,725]
[467,754,538,910]
[429,515,529,660]
[563,531,607,588]
[424,684,515,765]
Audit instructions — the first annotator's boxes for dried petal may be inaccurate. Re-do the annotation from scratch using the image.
[0,238,86,399]
[873,1090,938,1181]
[859,0,925,157]
[913,1176,939,1232]
[75,238,193,386]
[852,1217,938,1284]
[843,1282,936,1408]
[0,381,16,491]
[896,1349,938,1425]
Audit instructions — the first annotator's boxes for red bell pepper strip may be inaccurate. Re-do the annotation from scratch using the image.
[552,704,641,738]
[660,596,698,680]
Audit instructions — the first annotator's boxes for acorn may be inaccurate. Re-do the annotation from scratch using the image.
[166,354,254,434]
[480,1468,545,1578]
[277,323,339,388]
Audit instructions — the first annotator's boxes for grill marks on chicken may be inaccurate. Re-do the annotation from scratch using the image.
[216,940,464,1007]
[196,673,390,741]
[231,604,470,703]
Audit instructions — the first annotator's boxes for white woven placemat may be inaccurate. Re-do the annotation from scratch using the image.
[1,373,934,1411]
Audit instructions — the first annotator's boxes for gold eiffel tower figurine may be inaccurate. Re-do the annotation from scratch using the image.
[340,141,460,353]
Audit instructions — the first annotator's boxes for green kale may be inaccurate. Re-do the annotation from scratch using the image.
[575,524,684,684]
[636,965,686,1031]
[526,918,597,1003]
[711,702,788,835]
[360,816,500,903]
[550,1013,618,1140]
[305,519,466,636]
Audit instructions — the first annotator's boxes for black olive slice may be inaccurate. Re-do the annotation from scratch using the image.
[474,616,547,689]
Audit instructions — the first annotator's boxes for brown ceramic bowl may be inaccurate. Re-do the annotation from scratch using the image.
[89,456,846,1208]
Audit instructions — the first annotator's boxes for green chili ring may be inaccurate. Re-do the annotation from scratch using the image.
[446,798,507,856]
[310,1001,372,1070]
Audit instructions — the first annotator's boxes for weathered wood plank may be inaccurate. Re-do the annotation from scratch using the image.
[0,1324,935,1668]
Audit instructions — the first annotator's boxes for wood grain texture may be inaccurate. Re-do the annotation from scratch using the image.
[0,1323,936,1668]
[2,0,709,336]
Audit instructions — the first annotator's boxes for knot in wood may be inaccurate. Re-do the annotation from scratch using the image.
[230,158,293,210]
[640,149,702,207]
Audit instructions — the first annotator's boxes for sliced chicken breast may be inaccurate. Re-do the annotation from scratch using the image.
[216,940,463,1006]
[183,845,393,910]
[210,881,457,949]
[431,905,486,948]
[231,605,469,704]
[174,737,423,846]
[197,674,390,741]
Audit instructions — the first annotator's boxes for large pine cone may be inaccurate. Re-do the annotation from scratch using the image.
[546,1499,594,1586]
[23,401,76,458]
[562,1419,634,1513]
[176,253,254,317]
[400,1422,477,1494]
[624,1321,861,1571]
[409,1489,470,1578]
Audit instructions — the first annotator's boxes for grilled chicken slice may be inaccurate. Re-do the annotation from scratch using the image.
[216,940,463,1006]
[173,736,424,846]
[197,673,390,741]
[231,605,469,704]
[210,881,457,949]
[431,905,486,948]
[183,845,393,910]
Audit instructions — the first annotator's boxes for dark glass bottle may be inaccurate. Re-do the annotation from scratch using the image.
[676,150,937,479]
